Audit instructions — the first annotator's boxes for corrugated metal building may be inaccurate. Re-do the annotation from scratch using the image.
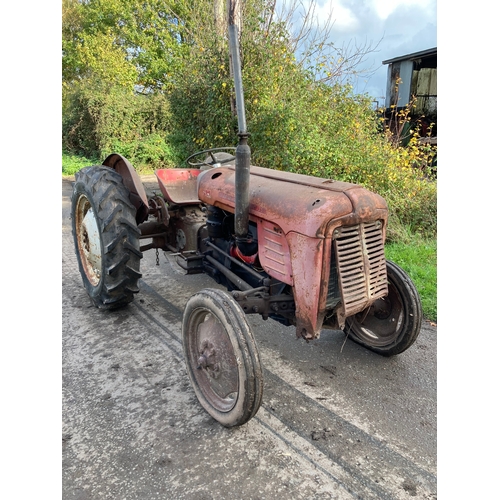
[383,48,437,118]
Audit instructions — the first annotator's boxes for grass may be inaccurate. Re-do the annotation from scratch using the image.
[385,238,437,322]
[62,151,100,176]
[62,151,437,323]
[62,151,157,175]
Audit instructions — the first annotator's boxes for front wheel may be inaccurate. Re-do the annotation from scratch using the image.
[343,260,422,356]
[71,166,143,309]
[182,288,263,427]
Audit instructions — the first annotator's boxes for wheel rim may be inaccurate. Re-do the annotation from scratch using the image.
[74,194,102,287]
[346,281,404,347]
[187,308,239,412]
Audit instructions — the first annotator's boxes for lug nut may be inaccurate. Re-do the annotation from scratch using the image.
[197,355,208,369]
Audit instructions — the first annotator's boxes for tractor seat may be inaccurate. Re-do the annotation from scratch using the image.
[155,169,202,205]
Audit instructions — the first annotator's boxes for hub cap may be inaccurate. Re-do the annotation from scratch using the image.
[75,194,102,286]
[190,312,239,412]
[347,283,403,347]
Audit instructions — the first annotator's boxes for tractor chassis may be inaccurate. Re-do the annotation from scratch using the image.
[137,206,296,323]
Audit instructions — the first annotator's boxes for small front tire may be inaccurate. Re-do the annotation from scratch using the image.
[343,260,422,356]
[182,288,263,427]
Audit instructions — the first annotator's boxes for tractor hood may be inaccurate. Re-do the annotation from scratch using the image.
[197,165,388,238]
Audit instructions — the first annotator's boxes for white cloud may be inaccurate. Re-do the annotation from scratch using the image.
[278,0,436,101]
[314,0,359,31]
[372,0,434,20]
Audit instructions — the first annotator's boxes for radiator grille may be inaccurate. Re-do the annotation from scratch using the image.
[330,221,388,317]
[325,255,340,309]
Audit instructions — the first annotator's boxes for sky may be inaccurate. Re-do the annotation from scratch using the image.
[281,0,437,106]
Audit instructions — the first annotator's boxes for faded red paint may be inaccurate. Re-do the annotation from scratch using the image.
[156,169,202,205]
[198,165,389,339]
[197,166,386,238]
[256,220,293,285]
[286,232,326,338]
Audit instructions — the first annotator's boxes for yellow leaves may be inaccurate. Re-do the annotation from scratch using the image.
[77,30,137,90]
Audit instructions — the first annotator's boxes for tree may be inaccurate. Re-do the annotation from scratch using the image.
[62,0,191,93]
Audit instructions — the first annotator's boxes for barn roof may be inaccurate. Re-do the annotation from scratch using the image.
[382,47,437,65]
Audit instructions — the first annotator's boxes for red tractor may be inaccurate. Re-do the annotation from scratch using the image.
[71,19,422,427]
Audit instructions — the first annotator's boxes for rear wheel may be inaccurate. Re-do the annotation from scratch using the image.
[182,288,263,427]
[343,260,422,356]
[71,166,142,309]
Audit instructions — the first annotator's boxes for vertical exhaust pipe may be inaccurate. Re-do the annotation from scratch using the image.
[228,5,256,256]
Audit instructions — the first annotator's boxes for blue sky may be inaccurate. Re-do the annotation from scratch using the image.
[279,0,437,105]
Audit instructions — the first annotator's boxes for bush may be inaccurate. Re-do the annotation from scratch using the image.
[63,83,186,171]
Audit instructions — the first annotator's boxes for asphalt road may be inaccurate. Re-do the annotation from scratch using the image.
[62,177,437,500]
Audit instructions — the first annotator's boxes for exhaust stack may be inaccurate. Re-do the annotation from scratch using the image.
[228,8,256,256]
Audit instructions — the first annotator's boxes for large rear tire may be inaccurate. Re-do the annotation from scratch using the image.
[71,166,142,309]
[343,260,422,356]
[182,288,263,427]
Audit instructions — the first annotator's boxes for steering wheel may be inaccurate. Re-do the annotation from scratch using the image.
[186,147,236,167]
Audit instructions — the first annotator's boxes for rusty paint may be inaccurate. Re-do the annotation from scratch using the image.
[257,220,293,285]
[147,164,389,340]
[197,165,386,239]
[197,164,389,340]
[285,231,326,339]
[103,153,149,223]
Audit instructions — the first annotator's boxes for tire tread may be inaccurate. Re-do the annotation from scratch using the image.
[72,166,143,309]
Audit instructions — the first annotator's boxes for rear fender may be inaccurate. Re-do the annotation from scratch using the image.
[102,154,149,224]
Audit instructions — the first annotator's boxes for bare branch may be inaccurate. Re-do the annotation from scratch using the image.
[270,0,382,85]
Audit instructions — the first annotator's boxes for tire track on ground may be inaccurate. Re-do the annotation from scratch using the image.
[134,279,437,499]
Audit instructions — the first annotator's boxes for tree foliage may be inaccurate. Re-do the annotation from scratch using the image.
[62,0,436,238]
[62,0,190,92]
[63,82,177,169]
